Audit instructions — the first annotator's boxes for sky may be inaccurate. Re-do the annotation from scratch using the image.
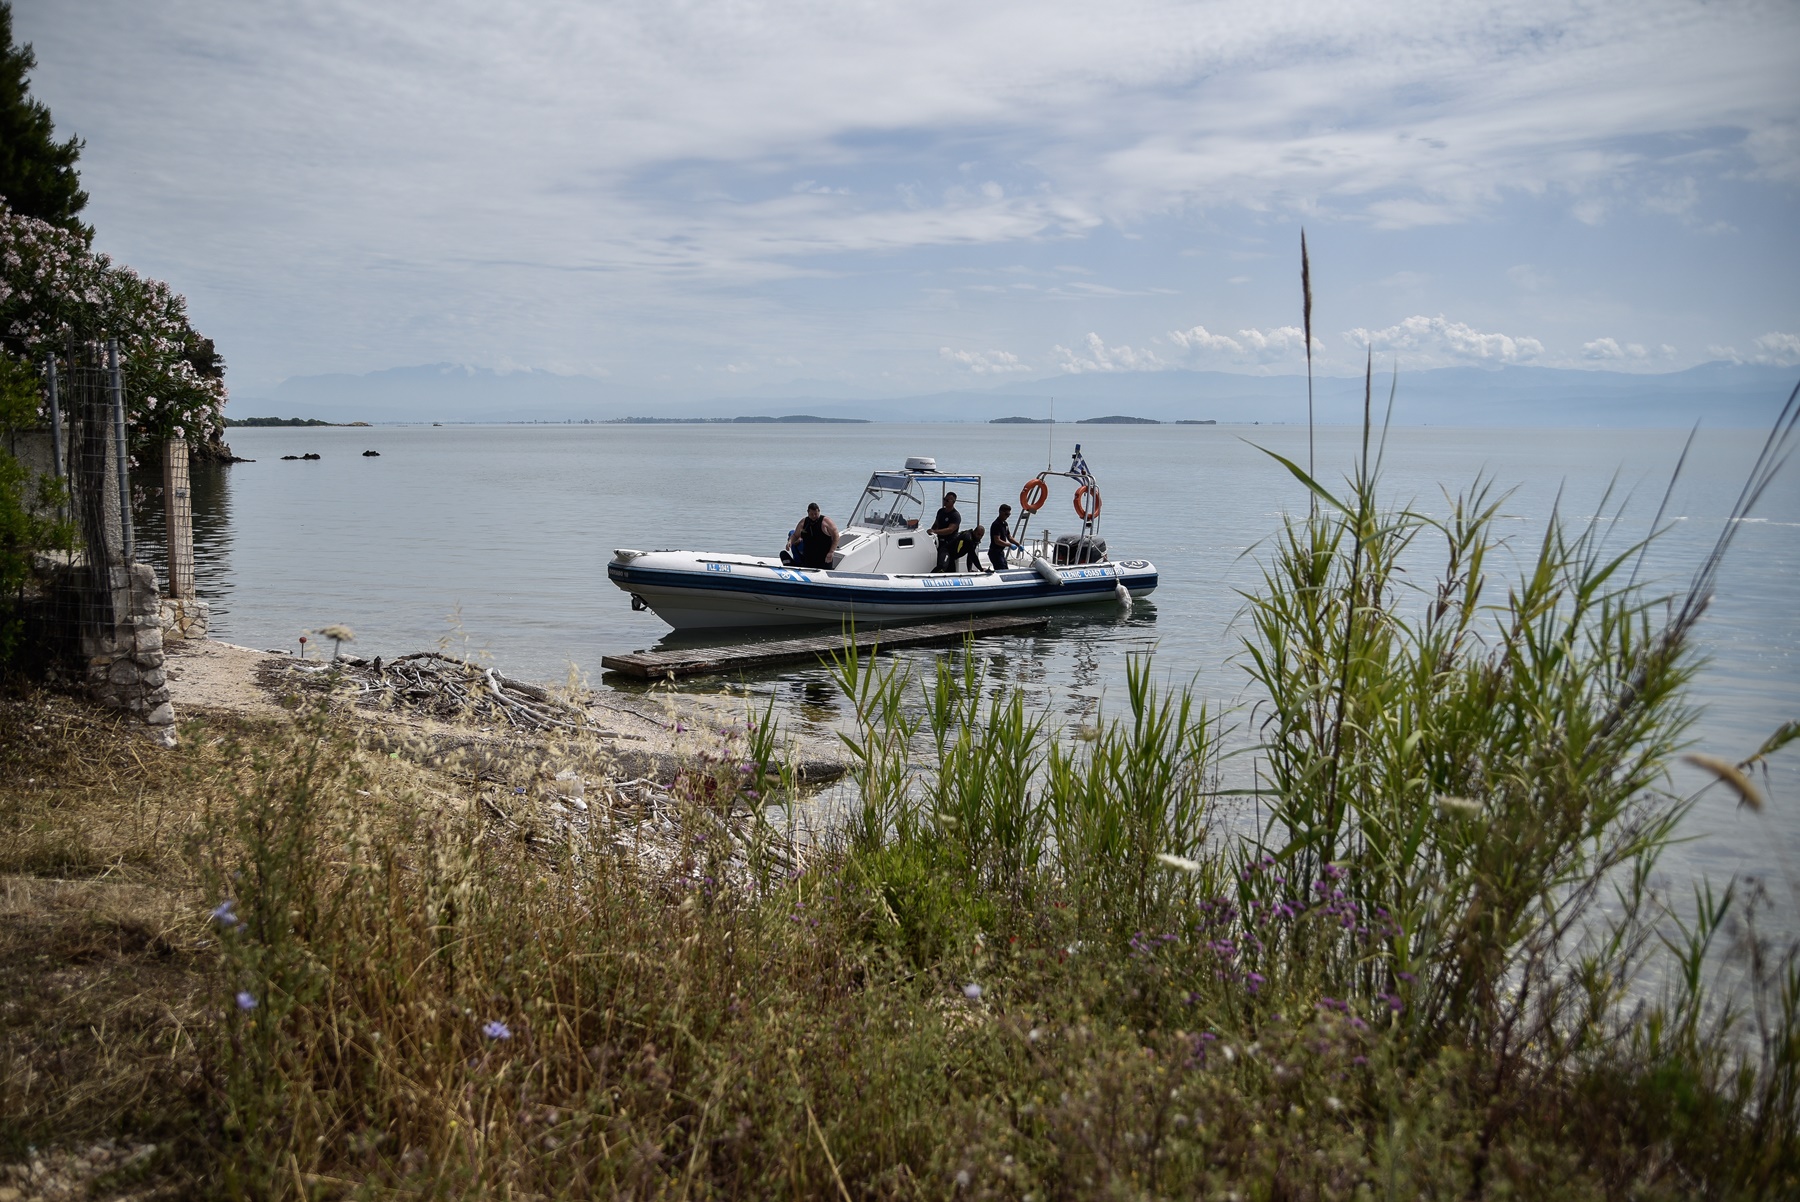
[14,0,1800,403]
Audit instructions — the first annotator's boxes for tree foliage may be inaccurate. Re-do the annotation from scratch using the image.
[0,203,228,455]
[0,2,89,241]
[0,349,74,667]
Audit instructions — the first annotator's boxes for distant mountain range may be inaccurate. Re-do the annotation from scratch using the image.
[237,361,1798,428]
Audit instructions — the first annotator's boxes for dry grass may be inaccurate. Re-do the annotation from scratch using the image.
[4,453,1798,1202]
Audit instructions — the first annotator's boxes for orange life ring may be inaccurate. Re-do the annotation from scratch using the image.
[1073,485,1101,521]
[1019,478,1049,513]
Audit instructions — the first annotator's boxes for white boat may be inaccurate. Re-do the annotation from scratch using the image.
[607,449,1158,630]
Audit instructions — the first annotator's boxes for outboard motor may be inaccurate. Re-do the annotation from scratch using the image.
[1053,533,1108,565]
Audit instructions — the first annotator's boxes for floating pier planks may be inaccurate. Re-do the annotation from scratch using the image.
[601,614,1051,680]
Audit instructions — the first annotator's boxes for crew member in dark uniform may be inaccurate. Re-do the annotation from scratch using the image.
[951,524,986,572]
[988,504,1020,572]
[788,503,839,569]
[926,492,962,572]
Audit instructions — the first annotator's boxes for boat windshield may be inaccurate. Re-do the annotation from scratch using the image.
[848,474,925,531]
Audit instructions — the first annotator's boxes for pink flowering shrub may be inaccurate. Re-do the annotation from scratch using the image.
[0,203,227,453]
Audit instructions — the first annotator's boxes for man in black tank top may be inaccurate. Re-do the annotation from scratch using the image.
[789,503,839,569]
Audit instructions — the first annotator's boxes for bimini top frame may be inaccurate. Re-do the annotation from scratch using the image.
[846,468,985,535]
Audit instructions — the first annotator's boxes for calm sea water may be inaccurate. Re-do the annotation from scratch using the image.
[138,421,1799,923]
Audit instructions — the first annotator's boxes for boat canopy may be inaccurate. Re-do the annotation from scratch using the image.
[848,467,984,531]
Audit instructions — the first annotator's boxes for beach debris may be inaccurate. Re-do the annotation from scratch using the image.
[552,767,588,809]
[281,649,615,736]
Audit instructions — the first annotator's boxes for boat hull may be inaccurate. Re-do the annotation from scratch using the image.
[608,552,1157,630]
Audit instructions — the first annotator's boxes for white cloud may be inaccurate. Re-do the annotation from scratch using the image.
[940,346,1033,374]
[1053,333,1163,374]
[13,0,1796,394]
[1571,197,1609,226]
[1582,337,1648,361]
[1169,323,1315,366]
[1749,332,1800,366]
[1345,316,1544,364]
[1506,265,1553,292]
[1706,334,1800,365]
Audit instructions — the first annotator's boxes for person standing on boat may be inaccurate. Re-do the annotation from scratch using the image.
[788,503,839,569]
[927,492,963,572]
[988,504,1021,572]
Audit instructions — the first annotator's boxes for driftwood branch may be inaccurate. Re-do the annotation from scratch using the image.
[284,651,629,738]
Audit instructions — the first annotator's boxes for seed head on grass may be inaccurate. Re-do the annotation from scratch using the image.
[315,625,356,661]
[1434,795,1483,818]
[1684,753,1765,811]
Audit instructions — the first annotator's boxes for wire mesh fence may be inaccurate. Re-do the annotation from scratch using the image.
[15,339,184,740]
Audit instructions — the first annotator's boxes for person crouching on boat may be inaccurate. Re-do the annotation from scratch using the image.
[988,504,1021,572]
[951,524,986,573]
[788,502,839,569]
[928,492,962,572]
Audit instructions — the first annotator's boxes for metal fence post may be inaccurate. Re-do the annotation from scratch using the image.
[45,355,64,479]
[106,338,134,564]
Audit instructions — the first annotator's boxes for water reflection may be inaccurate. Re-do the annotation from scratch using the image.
[130,460,236,621]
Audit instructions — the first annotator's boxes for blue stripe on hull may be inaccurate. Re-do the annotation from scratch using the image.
[608,561,1157,628]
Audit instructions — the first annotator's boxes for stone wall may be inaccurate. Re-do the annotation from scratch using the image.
[2,425,68,520]
[160,596,211,641]
[85,563,176,746]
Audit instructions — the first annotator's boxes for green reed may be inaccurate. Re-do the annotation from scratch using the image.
[185,386,1800,1197]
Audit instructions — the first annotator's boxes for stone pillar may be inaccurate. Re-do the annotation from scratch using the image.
[84,562,176,747]
[62,342,179,744]
[163,438,194,598]
[159,437,209,641]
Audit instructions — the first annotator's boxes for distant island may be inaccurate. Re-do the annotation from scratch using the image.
[1078,415,1161,425]
[608,414,869,425]
[1175,419,1218,425]
[990,416,1053,424]
[227,416,371,427]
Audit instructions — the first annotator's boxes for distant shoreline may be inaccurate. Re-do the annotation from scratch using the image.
[607,414,869,424]
[226,417,372,428]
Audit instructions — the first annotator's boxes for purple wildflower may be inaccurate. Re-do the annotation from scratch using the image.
[235,991,257,1011]
[963,983,983,1000]
[482,1020,513,1040]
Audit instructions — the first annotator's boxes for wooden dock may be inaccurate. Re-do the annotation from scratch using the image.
[600,614,1051,680]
